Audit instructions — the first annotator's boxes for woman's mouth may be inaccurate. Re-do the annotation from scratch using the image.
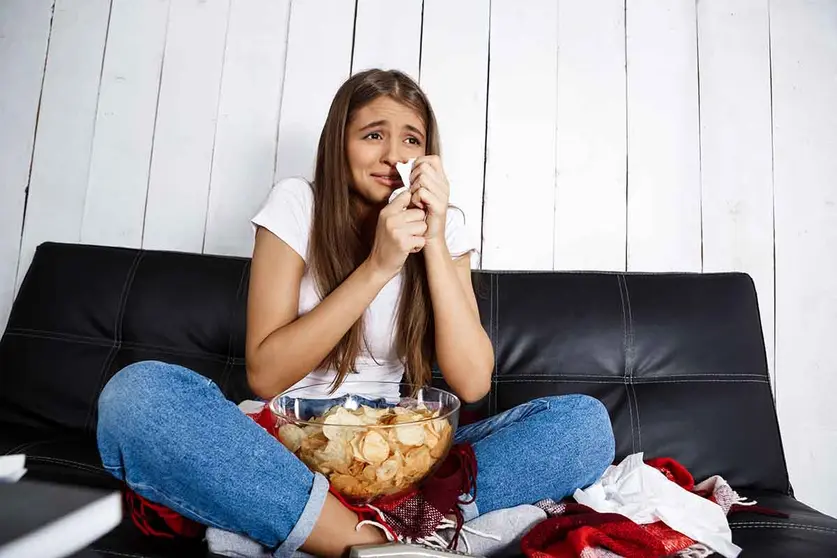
[372,174,403,188]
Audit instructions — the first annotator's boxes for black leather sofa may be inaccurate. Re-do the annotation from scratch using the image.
[1,241,836,557]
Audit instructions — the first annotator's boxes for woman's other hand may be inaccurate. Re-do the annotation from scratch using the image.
[409,155,449,247]
[367,189,427,280]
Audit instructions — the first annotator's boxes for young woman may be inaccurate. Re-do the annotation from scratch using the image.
[97,69,615,558]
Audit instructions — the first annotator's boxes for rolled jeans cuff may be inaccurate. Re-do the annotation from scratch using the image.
[273,473,329,558]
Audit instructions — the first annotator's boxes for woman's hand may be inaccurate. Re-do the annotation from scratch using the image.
[367,189,428,280]
[409,155,449,247]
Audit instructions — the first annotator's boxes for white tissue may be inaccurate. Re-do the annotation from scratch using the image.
[573,453,741,558]
[0,454,27,482]
[388,158,416,204]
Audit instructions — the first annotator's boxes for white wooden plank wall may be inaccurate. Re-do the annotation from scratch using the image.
[203,0,291,257]
[15,0,111,288]
[273,0,355,183]
[554,0,627,272]
[1,0,837,515]
[626,0,702,272]
[352,0,422,80]
[0,0,52,338]
[771,0,837,517]
[697,0,775,381]
[80,0,169,249]
[419,0,489,269]
[141,0,231,253]
[482,0,559,270]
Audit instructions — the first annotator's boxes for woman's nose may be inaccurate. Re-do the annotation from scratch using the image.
[381,139,403,166]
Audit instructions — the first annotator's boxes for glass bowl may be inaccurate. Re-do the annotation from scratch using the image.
[268,381,460,503]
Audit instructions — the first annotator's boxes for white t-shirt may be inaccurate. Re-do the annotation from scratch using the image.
[251,176,478,398]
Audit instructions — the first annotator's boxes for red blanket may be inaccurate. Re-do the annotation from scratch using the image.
[520,457,786,558]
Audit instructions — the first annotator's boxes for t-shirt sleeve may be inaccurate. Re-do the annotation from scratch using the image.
[251,177,314,262]
[445,206,480,259]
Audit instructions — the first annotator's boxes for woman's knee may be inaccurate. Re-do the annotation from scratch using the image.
[98,360,194,426]
[571,394,616,476]
[543,394,616,477]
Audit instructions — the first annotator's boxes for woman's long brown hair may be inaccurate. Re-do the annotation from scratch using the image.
[308,69,441,393]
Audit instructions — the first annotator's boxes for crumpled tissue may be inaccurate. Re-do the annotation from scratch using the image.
[0,454,27,483]
[573,452,741,558]
[388,158,416,204]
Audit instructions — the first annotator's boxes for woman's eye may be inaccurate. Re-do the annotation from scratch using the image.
[405,136,421,146]
[364,132,383,140]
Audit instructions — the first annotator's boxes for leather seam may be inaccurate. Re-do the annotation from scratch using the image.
[3,329,242,364]
[220,260,250,392]
[4,438,64,455]
[623,276,642,450]
[84,251,144,431]
[491,273,499,416]
[617,275,635,454]
[88,551,152,558]
[27,455,111,476]
[729,522,837,534]
[492,378,770,384]
[488,374,768,381]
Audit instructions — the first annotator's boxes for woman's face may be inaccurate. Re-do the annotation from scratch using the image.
[345,96,427,207]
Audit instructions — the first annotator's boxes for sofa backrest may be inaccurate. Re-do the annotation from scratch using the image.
[0,242,790,494]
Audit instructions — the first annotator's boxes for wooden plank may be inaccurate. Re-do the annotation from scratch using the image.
[697,0,775,382]
[0,0,53,329]
[481,0,559,271]
[553,0,627,272]
[16,0,111,286]
[352,0,422,80]
[203,0,291,257]
[771,0,837,517]
[419,0,489,269]
[81,0,169,249]
[626,0,702,272]
[273,0,355,182]
[141,0,230,252]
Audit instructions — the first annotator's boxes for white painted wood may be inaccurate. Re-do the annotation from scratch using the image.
[81,0,169,249]
[771,0,837,517]
[697,0,775,382]
[203,0,291,258]
[0,0,53,330]
[419,0,489,269]
[16,0,111,286]
[481,0,559,271]
[626,0,702,272]
[352,0,422,80]
[273,0,355,182]
[553,0,627,272]
[141,0,230,252]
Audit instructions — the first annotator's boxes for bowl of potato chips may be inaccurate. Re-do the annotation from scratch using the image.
[268,381,460,503]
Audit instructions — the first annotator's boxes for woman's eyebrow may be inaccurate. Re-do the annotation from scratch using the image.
[359,120,388,131]
[404,124,426,139]
[358,120,425,139]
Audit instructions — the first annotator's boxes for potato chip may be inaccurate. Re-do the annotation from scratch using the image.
[322,408,365,441]
[362,464,377,482]
[277,424,304,453]
[431,423,452,459]
[330,473,362,494]
[376,457,399,482]
[423,426,440,450]
[360,430,390,464]
[395,423,426,446]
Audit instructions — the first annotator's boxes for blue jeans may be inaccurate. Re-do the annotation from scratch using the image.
[97,361,615,557]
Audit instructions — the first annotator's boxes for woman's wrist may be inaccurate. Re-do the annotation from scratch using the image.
[422,237,450,262]
[359,257,397,287]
